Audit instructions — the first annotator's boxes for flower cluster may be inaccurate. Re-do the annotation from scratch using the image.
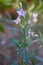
[12,8,26,24]
[17,8,26,18]
[32,12,38,23]
[28,29,34,36]
[28,29,38,37]
[28,12,38,24]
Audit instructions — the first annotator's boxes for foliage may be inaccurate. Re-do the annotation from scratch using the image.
[0,23,5,33]
[0,0,43,65]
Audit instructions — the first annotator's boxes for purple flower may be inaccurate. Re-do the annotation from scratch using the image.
[31,31,34,36]
[17,8,26,17]
[12,16,21,24]
[28,29,34,36]
[28,29,39,37]
[28,29,31,35]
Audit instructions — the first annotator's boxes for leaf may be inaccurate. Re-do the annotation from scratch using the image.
[0,23,5,33]
[23,49,29,64]
[10,37,21,49]
[34,56,43,62]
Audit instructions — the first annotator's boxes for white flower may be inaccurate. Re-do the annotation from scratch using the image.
[12,16,21,24]
[32,12,38,23]
[17,8,26,17]
[33,18,38,23]
[32,12,38,18]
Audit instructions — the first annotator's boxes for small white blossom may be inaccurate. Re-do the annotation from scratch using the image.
[33,18,38,23]
[32,12,38,18]
[32,12,38,23]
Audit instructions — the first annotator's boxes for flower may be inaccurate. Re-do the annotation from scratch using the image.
[28,29,39,38]
[28,29,34,36]
[28,29,31,35]
[12,16,21,24]
[31,31,34,36]
[33,18,38,23]
[32,12,38,23]
[32,12,38,18]
[17,8,26,17]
